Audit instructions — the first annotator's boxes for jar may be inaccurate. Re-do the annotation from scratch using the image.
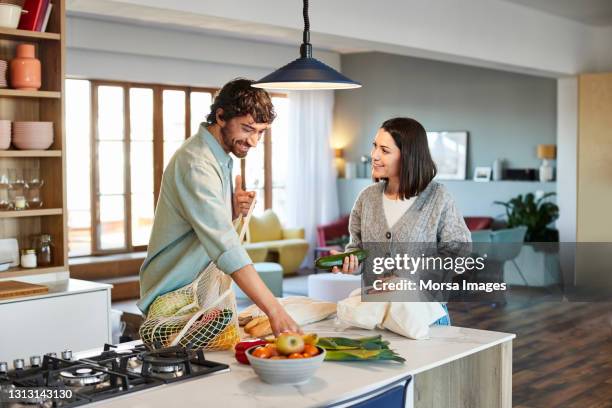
[20,249,37,268]
[14,195,26,210]
[10,44,41,91]
[37,233,53,266]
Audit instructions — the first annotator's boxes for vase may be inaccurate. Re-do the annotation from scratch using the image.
[10,44,41,91]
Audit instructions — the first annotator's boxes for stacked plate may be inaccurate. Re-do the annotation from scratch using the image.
[0,59,7,88]
[0,120,10,150]
[12,121,54,150]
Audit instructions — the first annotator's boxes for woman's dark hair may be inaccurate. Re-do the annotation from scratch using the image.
[206,78,276,125]
[375,117,437,199]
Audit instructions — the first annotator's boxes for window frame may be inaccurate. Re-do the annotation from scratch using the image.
[69,78,285,257]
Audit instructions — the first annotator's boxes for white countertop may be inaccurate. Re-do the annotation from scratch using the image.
[0,278,112,305]
[86,319,515,408]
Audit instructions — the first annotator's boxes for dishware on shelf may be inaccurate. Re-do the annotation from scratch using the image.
[0,59,7,89]
[10,43,41,91]
[0,238,20,267]
[0,3,26,29]
[12,121,53,150]
[24,168,43,208]
[20,249,37,268]
[0,120,10,150]
[0,170,10,210]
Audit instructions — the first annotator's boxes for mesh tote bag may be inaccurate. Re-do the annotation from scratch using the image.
[139,200,256,351]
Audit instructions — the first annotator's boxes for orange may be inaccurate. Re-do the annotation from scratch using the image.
[270,355,288,360]
[252,346,271,359]
[303,344,319,356]
[288,353,304,359]
[264,343,279,357]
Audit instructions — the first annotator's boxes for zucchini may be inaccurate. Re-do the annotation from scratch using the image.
[315,249,368,270]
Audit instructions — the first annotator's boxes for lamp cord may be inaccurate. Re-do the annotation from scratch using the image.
[301,0,312,58]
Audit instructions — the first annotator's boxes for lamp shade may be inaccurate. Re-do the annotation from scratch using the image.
[537,144,556,160]
[252,0,361,91]
[334,148,344,158]
[253,57,361,90]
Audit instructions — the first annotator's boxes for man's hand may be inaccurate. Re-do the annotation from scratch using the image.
[267,306,302,336]
[233,175,256,219]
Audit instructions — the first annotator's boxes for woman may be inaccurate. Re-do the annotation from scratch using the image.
[332,117,471,325]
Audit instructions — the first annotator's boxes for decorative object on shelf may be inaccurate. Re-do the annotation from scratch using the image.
[20,248,37,268]
[0,170,9,210]
[10,43,41,91]
[14,195,26,210]
[537,144,556,182]
[253,0,361,90]
[473,166,492,182]
[18,0,50,32]
[35,233,53,266]
[24,168,43,208]
[0,3,26,29]
[0,238,19,267]
[0,120,10,150]
[12,121,53,149]
[426,131,468,180]
[344,162,357,179]
[494,192,559,242]
[0,59,7,89]
[359,155,371,178]
[492,158,504,181]
[503,168,538,181]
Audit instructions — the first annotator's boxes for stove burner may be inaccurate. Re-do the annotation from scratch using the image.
[1,343,229,408]
[59,366,109,387]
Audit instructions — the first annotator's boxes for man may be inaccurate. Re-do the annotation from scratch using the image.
[138,78,299,336]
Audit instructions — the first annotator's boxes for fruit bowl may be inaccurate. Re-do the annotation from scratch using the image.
[246,345,326,385]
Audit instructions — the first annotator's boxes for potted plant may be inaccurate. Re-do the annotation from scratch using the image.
[494,192,559,242]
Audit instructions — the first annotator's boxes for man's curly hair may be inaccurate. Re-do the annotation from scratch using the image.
[206,78,276,125]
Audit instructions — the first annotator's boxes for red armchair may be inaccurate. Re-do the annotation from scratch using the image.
[464,217,493,231]
[314,215,350,262]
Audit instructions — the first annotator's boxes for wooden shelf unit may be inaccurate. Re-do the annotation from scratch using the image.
[0,150,61,157]
[0,0,67,280]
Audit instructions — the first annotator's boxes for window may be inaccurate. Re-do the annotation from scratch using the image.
[66,79,288,257]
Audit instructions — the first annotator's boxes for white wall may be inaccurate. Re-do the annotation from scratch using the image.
[66,0,611,76]
[66,15,341,86]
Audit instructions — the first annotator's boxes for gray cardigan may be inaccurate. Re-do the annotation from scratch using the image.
[346,181,471,250]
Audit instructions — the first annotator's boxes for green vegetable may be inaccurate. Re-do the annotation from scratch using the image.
[318,335,404,363]
[325,349,405,363]
[315,249,368,270]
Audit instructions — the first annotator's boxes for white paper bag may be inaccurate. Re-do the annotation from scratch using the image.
[382,302,446,340]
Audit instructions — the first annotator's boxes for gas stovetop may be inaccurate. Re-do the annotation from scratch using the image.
[0,343,229,407]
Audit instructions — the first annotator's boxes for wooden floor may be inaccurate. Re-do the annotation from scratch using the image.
[448,291,612,408]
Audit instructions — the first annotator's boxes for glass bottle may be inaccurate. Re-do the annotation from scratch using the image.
[37,234,54,266]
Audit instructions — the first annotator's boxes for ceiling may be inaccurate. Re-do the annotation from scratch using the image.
[502,0,612,26]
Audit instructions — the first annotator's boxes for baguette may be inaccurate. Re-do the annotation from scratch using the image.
[246,318,272,338]
[244,316,267,332]
[238,315,253,327]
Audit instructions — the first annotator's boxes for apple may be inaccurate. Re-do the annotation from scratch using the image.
[275,333,305,355]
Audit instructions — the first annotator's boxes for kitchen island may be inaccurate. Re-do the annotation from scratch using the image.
[83,318,514,408]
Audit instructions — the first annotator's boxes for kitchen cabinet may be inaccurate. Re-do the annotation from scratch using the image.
[0,278,111,363]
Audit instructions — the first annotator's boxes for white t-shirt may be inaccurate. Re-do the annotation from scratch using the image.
[383,192,417,228]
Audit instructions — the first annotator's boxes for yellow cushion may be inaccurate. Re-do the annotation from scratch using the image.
[249,210,282,242]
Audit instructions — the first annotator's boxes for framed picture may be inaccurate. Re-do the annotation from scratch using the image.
[426,131,468,180]
[474,166,492,182]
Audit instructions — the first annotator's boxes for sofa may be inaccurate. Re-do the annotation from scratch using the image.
[243,210,309,275]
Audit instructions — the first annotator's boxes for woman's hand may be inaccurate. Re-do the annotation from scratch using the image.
[329,249,359,274]
[267,306,302,336]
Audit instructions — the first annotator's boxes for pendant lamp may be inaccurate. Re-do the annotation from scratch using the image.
[252,0,361,90]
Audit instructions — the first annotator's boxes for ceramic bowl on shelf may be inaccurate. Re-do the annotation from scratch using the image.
[0,59,7,88]
[12,121,54,150]
[0,4,25,30]
[0,120,10,150]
